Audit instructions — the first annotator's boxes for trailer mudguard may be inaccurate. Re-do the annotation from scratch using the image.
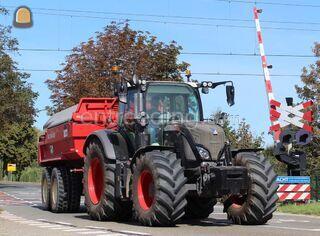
[83,129,130,161]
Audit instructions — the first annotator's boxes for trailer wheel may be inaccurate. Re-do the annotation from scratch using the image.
[184,196,217,219]
[68,172,83,212]
[84,141,131,221]
[50,167,69,213]
[223,152,278,225]
[132,151,187,226]
[41,168,51,210]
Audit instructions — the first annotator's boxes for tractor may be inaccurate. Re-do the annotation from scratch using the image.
[38,71,278,226]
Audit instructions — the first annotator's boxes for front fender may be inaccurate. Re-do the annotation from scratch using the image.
[83,129,129,161]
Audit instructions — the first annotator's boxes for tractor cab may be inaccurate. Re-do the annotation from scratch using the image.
[117,80,234,150]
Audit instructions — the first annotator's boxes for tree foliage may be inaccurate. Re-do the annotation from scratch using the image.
[0,8,38,176]
[295,42,320,174]
[46,23,189,113]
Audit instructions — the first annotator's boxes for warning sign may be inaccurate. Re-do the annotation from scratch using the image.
[7,164,16,172]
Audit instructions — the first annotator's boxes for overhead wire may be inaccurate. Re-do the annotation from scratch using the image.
[215,0,320,8]
[15,68,301,77]
[12,48,316,58]
[3,5,320,26]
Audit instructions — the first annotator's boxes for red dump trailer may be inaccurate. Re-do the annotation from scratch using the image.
[38,97,119,212]
[39,98,118,165]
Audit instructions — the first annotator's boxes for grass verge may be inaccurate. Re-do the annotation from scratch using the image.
[277,202,320,216]
[19,166,42,183]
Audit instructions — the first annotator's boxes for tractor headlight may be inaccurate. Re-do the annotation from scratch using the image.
[196,145,211,160]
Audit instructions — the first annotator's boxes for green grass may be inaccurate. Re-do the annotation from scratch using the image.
[19,166,42,183]
[278,202,320,216]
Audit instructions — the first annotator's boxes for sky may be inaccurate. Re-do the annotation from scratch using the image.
[0,0,319,145]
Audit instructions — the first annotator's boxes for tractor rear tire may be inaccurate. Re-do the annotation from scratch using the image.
[50,167,70,213]
[184,196,217,219]
[84,140,132,221]
[68,172,83,212]
[41,168,51,210]
[132,151,187,226]
[223,152,278,225]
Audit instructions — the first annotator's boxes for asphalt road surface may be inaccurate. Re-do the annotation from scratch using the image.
[1,182,320,236]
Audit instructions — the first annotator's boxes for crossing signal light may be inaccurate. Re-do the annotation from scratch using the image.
[295,129,312,146]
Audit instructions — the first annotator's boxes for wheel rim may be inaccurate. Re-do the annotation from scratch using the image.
[137,170,155,210]
[51,177,57,207]
[88,157,104,205]
[230,195,247,209]
[42,177,48,204]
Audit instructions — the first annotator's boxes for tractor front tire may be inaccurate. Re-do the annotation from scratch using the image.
[41,168,51,210]
[50,167,69,213]
[184,196,217,219]
[84,140,132,221]
[223,152,278,225]
[132,151,187,226]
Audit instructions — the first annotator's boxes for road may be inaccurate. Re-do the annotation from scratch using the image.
[1,182,319,236]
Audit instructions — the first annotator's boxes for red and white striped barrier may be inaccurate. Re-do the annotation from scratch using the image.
[253,8,314,141]
[253,7,281,142]
[277,184,311,202]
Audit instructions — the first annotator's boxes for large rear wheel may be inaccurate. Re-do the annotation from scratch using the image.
[84,140,131,221]
[41,168,51,210]
[68,171,83,212]
[223,152,278,225]
[132,151,187,226]
[50,167,69,213]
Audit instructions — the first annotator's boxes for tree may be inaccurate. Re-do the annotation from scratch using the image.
[0,123,38,176]
[0,7,38,177]
[295,42,320,175]
[211,111,264,149]
[46,22,189,113]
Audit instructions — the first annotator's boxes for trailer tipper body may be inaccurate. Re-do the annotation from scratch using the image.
[39,98,118,165]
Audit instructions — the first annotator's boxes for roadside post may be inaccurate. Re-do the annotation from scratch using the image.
[7,163,17,181]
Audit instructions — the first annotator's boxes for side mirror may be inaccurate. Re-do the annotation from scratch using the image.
[226,85,235,106]
[117,82,128,104]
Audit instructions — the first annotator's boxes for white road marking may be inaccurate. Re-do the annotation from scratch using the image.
[263,225,320,232]
[97,234,128,236]
[116,230,151,235]
[278,219,310,223]
[79,231,109,234]
[39,224,64,228]
[63,228,92,232]
[29,223,51,226]
[51,227,74,230]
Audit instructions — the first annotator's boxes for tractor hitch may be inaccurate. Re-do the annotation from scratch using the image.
[197,165,248,198]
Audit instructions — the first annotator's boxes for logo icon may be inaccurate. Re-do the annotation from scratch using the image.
[211,128,218,135]
[13,6,33,28]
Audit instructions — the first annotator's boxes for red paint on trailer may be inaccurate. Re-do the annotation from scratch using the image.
[38,97,119,166]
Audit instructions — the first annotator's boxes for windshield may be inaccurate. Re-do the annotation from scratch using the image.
[146,83,201,144]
